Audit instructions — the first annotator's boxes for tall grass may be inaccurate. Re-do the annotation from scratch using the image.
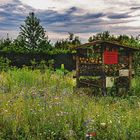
[132,77,140,96]
[0,68,140,140]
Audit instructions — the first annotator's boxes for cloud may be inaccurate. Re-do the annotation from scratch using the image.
[108,13,131,19]
[0,0,140,42]
[0,1,35,31]
[0,0,13,5]
[18,0,115,13]
[19,0,140,14]
[131,7,140,10]
[47,31,95,43]
[0,29,19,39]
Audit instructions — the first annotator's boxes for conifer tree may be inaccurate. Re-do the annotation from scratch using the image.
[19,12,50,51]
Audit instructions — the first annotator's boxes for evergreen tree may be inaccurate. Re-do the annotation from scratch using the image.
[19,12,51,52]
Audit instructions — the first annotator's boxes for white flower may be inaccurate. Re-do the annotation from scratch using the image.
[5,110,8,112]
[100,122,106,127]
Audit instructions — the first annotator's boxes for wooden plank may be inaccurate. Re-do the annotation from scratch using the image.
[79,63,102,76]
[128,52,132,89]
[76,56,80,87]
[101,44,107,96]
[79,78,103,88]
[116,77,130,88]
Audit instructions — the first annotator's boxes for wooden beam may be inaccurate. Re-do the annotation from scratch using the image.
[76,55,80,88]
[101,44,107,96]
[128,52,132,89]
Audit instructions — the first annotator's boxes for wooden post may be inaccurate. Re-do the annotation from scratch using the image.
[102,64,107,96]
[128,52,132,89]
[101,43,107,96]
[76,55,80,88]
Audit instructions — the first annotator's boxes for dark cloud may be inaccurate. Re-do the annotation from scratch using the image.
[36,8,106,34]
[108,13,131,19]
[66,7,78,14]
[84,13,105,19]
[0,7,25,29]
[0,1,34,30]
[131,7,140,10]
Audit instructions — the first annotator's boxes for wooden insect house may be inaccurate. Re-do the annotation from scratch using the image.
[76,41,139,95]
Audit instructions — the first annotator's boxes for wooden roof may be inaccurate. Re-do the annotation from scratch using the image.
[76,40,140,51]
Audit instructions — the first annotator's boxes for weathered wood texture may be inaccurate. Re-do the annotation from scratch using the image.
[75,41,139,94]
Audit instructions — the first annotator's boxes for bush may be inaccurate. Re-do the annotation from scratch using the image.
[0,57,11,71]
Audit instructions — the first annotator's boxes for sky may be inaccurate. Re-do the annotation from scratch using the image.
[0,0,140,42]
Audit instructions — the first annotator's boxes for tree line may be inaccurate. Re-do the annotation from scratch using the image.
[0,12,140,54]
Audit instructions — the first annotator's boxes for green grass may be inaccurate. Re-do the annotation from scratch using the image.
[0,68,140,140]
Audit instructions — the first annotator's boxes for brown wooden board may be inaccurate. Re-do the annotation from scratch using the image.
[79,63,102,76]
[79,78,103,88]
[115,77,130,88]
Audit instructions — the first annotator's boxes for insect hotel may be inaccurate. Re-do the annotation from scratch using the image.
[76,41,139,95]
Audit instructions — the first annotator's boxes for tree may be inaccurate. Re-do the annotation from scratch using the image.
[88,31,111,42]
[55,33,81,51]
[88,36,93,42]
[19,12,51,52]
[68,32,74,41]
[0,34,12,50]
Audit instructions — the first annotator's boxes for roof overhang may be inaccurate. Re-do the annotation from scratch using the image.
[76,40,140,51]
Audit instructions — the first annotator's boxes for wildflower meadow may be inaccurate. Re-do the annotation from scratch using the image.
[0,68,140,140]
